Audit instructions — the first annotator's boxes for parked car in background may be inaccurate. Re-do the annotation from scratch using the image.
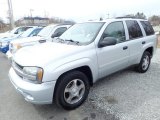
[0,26,34,40]
[0,27,43,54]
[9,18,157,110]
[7,24,71,58]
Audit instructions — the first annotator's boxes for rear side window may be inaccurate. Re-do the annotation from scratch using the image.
[140,21,154,36]
[126,20,143,39]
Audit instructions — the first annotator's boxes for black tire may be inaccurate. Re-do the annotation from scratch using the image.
[135,51,151,73]
[54,71,90,110]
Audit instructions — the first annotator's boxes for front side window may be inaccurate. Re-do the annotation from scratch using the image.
[53,27,67,37]
[102,21,126,43]
[16,27,32,34]
[126,20,143,39]
[140,21,154,36]
[59,22,104,45]
[15,27,24,34]
[54,27,67,34]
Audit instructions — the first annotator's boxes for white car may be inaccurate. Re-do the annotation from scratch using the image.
[0,26,33,40]
[7,24,71,58]
[9,18,157,110]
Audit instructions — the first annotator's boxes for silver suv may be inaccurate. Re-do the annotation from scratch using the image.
[9,18,157,110]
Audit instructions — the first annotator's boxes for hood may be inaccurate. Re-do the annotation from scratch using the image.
[11,36,43,44]
[13,42,84,67]
[0,33,15,39]
[0,35,18,43]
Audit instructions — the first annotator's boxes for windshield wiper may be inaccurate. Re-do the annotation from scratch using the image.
[37,35,42,37]
[39,39,46,43]
[65,39,79,45]
[56,38,65,43]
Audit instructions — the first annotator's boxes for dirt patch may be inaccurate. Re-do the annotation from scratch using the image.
[104,96,118,104]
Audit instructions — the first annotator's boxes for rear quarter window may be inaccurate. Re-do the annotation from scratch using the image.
[140,21,155,36]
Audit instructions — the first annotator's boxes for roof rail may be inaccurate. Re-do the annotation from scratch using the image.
[55,23,74,26]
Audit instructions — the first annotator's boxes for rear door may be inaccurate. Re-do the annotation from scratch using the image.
[124,20,144,65]
[96,21,130,78]
[140,21,156,51]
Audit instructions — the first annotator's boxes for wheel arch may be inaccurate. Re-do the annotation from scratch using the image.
[52,65,93,102]
[144,47,153,57]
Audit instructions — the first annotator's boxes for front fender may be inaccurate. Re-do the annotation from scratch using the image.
[45,58,98,83]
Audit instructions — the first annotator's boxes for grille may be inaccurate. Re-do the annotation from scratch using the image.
[15,62,23,70]
[12,61,24,78]
[9,44,13,53]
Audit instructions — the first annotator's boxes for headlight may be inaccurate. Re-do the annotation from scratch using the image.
[14,43,22,49]
[11,43,22,53]
[23,67,43,83]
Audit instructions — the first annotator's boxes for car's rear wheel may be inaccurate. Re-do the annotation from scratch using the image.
[136,51,151,73]
[54,71,90,110]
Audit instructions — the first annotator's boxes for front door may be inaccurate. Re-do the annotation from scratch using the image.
[96,21,130,78]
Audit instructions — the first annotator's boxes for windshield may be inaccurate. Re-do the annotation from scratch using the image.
[38,25,55,37]
[59,22,104,45]
[9,27,19,34]
[20,28,34,37]
[10,27,31,34]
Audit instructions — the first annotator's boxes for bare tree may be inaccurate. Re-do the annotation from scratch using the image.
[0,18,4,24]
[99,17,103,21]
[149,15,160,26]
[135,12,146,19]
[121,12,146,19]
[0,18,7,32]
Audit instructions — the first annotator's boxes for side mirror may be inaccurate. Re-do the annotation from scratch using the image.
[51,32,62,38]
[32,33,37,36]
[98,37,117,48]
[14,31,18,34]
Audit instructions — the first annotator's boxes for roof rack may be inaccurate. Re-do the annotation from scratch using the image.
[115,16,136,19]
[115,16,146,20]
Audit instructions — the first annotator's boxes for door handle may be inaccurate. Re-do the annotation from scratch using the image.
[123,46,128,50]
[142,41,146,44]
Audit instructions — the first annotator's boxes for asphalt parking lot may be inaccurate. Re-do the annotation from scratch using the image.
[0,49,160,120]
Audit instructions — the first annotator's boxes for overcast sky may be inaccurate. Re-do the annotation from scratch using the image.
[0,0,160,22]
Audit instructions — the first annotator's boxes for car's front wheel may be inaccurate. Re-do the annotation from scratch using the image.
[136,51,151,73]
[54,71,90,110]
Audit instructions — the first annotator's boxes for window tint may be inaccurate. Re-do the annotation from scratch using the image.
[140,21,154,36]
[54,27,67,36]
[126,20,143,39]
[103,21,126,43]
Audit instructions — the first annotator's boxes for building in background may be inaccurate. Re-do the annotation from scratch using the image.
[15,17,49,26]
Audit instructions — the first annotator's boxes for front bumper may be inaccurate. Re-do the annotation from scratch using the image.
[6,51,12,60]
[9,67,56,104]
